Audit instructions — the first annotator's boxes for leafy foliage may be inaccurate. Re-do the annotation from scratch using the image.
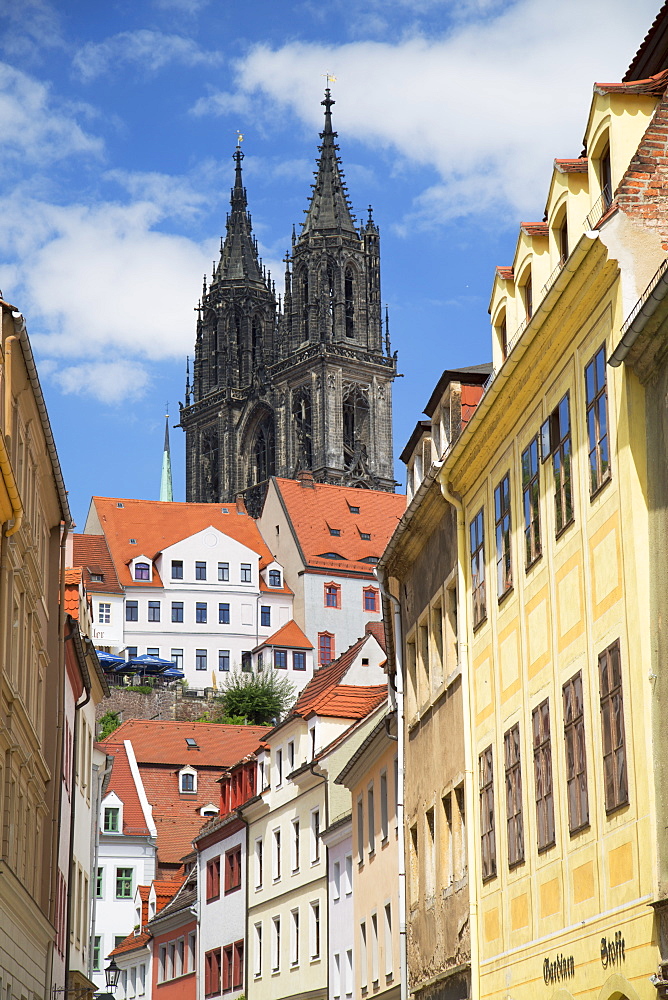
[98,710,121,740]
[207,670,296,726]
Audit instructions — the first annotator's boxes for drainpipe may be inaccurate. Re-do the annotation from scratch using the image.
[375,569,407,1000]
[439,479,479,1000]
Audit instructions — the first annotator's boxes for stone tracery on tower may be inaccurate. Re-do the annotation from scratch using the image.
[180,90,397,508]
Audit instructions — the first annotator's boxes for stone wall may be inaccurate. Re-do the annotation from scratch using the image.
[95,685,219,735]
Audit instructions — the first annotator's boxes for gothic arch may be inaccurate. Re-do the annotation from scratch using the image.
[342,382,370,473]
[252,314,263,367]
[298,265,310,341]
[200,425,220,502]
[292,385,313,473]
[344,260,357,338]
[240,406,276,488]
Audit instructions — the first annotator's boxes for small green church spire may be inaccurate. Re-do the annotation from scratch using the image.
[160,412,173,502]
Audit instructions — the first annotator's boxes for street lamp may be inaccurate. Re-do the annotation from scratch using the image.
[103,958,121,991]
[51,957,121,1000]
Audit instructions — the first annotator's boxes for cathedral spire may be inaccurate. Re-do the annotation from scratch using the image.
[160,412,174,502]
[301,89,358,237]
[217,147,265,284]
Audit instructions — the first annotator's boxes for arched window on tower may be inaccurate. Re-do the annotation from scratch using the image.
[292,388,313,471]
[201,427,220,502]
[252,316,262,368]
[300,268,310,341]
[343,384,370,474]
[344,265,355,338]
[327,260,336,337]
[235,312,243,381]
[250,414,275,487]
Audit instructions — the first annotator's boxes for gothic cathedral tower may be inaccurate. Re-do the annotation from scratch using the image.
[180,90,397,505]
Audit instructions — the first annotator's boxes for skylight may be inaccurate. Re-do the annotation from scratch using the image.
[348,505,360,514]
[329,527,341,536]
[185,738,198,748]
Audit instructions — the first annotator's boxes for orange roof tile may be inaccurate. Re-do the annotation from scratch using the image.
[520,222,548,238]
[102,719,270,767]
[72,533,123,595]
[291,627,385,720]
[103,741,151,836]
[496,266,514,281]
[64,569,83,619]
[595,68,668,96]
[254,619,313,652]
[109,930,152,958]
[259,575,293,595]
[272,479,404,576]
[139,767,229,865]
[554,157,588,173]
[89,496,275,588]
[308,683,387,719]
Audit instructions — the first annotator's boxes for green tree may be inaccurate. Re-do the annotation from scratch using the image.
[207,670,296,726]
[98,711,121,740]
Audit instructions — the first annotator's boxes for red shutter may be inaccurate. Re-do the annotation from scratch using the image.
[233,941,244,989]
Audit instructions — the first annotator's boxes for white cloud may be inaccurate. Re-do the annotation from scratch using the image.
[212,0,658,223]
[153,0,211,11]
[49,360,151,403]
[0,0,64,62]
[0,62,102,167]
[72,29,222,83]
[191,88,253,118]
[104,169,209,220]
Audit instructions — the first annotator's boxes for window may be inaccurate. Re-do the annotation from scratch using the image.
[95,867,103,898]
[479,747,496,881]
[148,601,160,622]
[116,867,133,898]
[241,563,252,583]
[360,531,371,541]
[127,646,138,659]
[196,602,207,624]
[325,583,340,608]
[134,562,150,581]
[287,740,295,769]
[363,587,379,613]
[126,601,138,622]
[532,699,555,851]
[276,748,283,786]
[261,606,271,627]
[274,649,287,669]
[290,909,300,966]
[371,912,379,985]
[333,952,341,998]
[171,560,183,579]
[188,933,196,974]
[357,796,364,864]
[292,818,300,872]
[329,527,341,536]
[599,640,628,812]
[257,651,264,672]
[196,649,207,671]
[541,393,573,534]
[104,807,119,833]
[181,770,196,793]
[346,948,353,997]
[310,901,321,959]
[470,509,486,628]
[600,142,612,209]
[206,857,221,902]
[273,828,281,881]
[222,945,233,992]
[269,569,281,587]
[333,860,341,900]
[367,785,375,855]
[195,561,207,580]
[254,923,262,978]
[98,603,111,624]
[563,671,589,833]
[521,436,541,566]
[498,314,508,361]
[272,916,281,973]
[311,809,320,863]
[359,921,368,991]
[318,632,334,665]
[380,771,389,842]
[219,650,230,672]
[225,846,242,893]
[218,562,229,581]
[585,345,610,494]
[522,269,533,321]
[171,649,183,669]
[345,854,353,895]
[255,838,263,888]
[93,935,101,972]
[219,603,230,624]
[233,940,244,990]
[147,647,159,657]
[504,723,524,868]
[205,948,221,998]
[293,651,306,670]
[172,602,183,623]
[494,474,512,597]
[241,651,251,672]
[558,213,569,262]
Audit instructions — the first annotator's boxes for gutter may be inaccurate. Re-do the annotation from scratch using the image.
[609,257,668,367]
[438,479,478,1000]
[374,566,407,1000]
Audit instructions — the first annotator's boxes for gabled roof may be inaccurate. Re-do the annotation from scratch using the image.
[423,366,491,420]
[272,478,404,575]
[291,626,386,720]
[102,720,270,768]
[554,157,588,174]
[72,533,123,595]
[109,878,183,958]
[150,867,197,924]
[109,930,152,958]
[253,619,313,652]
[87,496,274,588]
[102,741,151,837]
[259,574,293,595]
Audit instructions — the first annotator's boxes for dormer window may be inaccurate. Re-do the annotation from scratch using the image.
[268,569,282,588]
[134,562,150,581]
[91,572,104,583]
[179,766,197,793]
[558,214,569,263]
[498,314,508,361]
[104,807,120,833]
[200,803,220,818]
[101,792,123,835]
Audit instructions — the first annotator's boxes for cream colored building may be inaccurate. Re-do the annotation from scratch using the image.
[0,300,72,999]
[432,26,668,1000]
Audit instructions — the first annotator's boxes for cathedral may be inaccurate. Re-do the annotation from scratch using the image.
[179,90,397,507]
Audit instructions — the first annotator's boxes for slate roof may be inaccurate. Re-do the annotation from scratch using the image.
[89,496,274,588]
[72,533,123,595]
[253,619,313,652]
[272,478,404,575]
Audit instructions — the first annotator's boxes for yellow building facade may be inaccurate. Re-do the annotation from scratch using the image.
[433,28,668,1000]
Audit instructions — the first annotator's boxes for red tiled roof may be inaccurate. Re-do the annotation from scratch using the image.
[72,533,123,595]
[109,930,151,958]
[624,3,668,81]
[554,157,588,173]
[308,684,387,719]
[495,266,514,281]
[259,575,293,594]
[291,629,385,720]
[596,68,668,96]
[273,478,404,576]
[89,496,274,588]
[101,720,270,767]
[103,741,151,836]
[64,569,83,619]
[520,222,548,238]
[139,767,228,865]
[364,620,386,651]
[254,619,313,652]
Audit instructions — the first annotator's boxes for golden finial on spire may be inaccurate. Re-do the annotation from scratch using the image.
[236,130,244,147]
[322,72,337,86]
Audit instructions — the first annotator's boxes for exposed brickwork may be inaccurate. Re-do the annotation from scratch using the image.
[617,87,668,249]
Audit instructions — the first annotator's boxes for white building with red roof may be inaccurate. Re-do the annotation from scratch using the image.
[257,476,405,666]
[81,496,295,687]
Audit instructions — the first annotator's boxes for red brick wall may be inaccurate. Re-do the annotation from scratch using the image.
[616,88,668,249]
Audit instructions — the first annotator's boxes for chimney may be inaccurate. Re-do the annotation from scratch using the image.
[235,494,247,514]
[298,471,315,488]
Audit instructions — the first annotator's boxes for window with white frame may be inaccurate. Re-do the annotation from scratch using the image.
[290,908,300,966]
[371,912,379,985]
[273,828,281,881]
[272,916,281,973]
[310,809,320,864]
[255,838,263,889]
[333,860,340,900]
[179,767,197,793]
[291,818,300,872]
[98,603,111,624]
[275,748,283,787]
[254,923,262,978]
[345,854,353,895]
[384,903,393,978]
[359,921,368,990]
[367,784,375,855]
[309,900,321,960]
[333,952,341,999]
[357,796,364,864]
[345,948,353,997]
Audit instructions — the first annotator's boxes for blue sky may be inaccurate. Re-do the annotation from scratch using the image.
[0,0,659,527]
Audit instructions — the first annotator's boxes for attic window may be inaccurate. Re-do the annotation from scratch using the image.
[360,532,371,541]
[91,573,104,582]
[117,503,124,508]
[318,553,344,560]
[129,538,137,545]
[221,507,229,513]
[360,556,379,564]
[185,738,198,749]
[329,527,341,536]
[348,505,360,514]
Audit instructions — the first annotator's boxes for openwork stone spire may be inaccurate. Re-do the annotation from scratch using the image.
[301,89,358,236]
[218,147,265,284]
